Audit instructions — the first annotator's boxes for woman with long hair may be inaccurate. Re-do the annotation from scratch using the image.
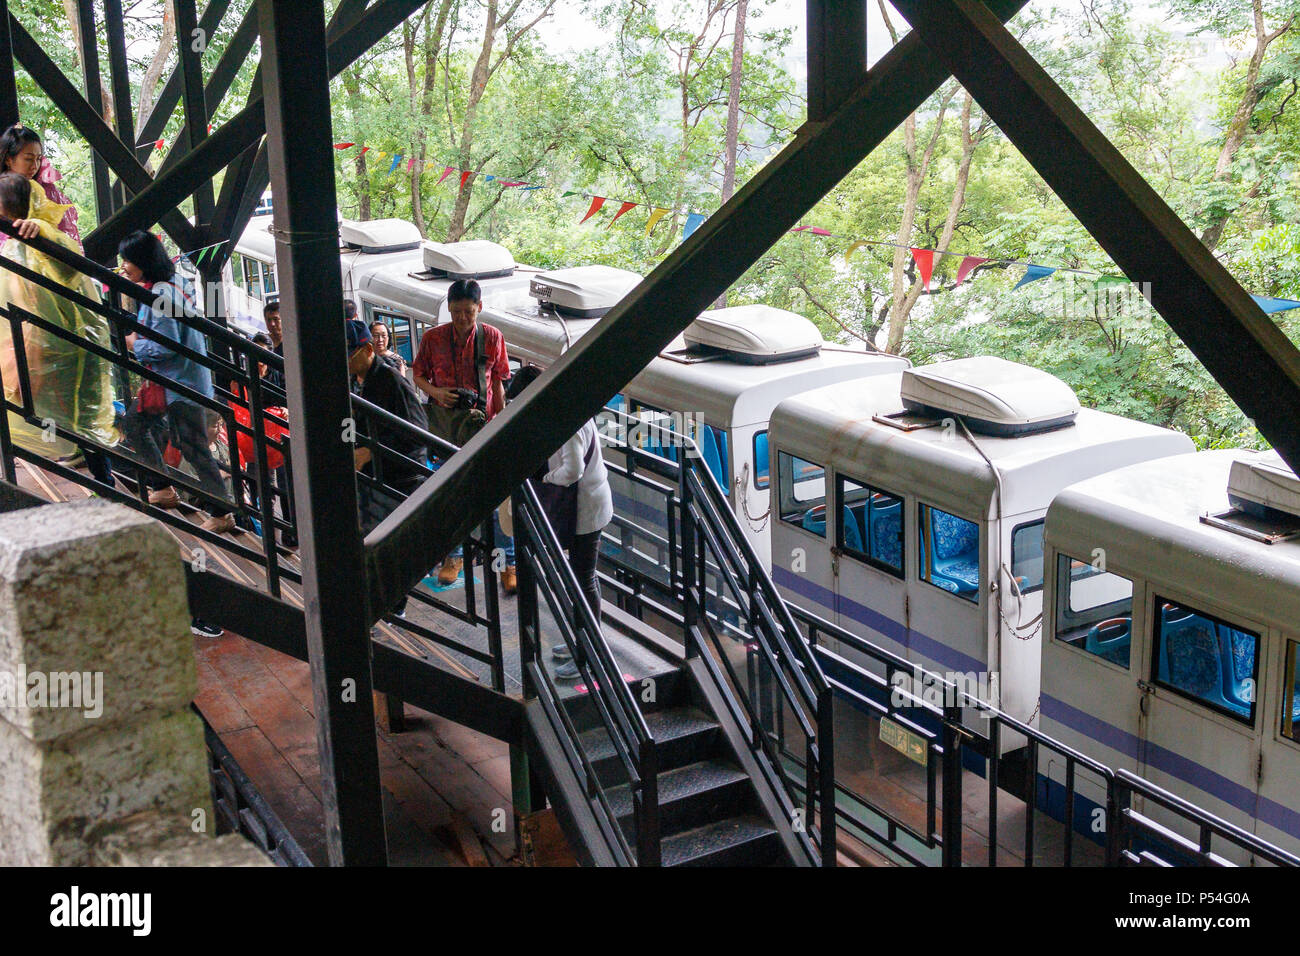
[0,124,82,248]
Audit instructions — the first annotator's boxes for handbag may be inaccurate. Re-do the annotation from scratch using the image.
[231,383,288,470]
[135,376,167,415]
[426,324,489,447]
[532,430,598,551]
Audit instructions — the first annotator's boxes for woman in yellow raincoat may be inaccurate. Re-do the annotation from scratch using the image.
[0,171,118,473]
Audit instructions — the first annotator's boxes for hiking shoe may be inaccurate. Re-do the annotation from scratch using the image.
[500,566,517,596]
[191,619,223,638]
[436,557,463,585]
[554,659,581,680]
[551,643,573,662]
[148,486,181,509]
[200,513,237,534]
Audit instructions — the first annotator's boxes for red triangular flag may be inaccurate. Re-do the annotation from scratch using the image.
[955,255,988,286]
[437,166,454,185]
[808,227,831,236]
[580,196,607,224]
[333,142,355,149]
[460,169,474,189]
[910,248,935,291]
[608,200,637,227]
[359,146,370,156]
[407,157,418,172]
[499,181,527,188]
[155,139,165,149]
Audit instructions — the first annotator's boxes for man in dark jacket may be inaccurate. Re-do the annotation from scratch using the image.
[348,319,428,616]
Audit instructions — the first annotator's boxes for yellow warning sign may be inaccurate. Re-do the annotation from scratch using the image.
[879,716,928,766]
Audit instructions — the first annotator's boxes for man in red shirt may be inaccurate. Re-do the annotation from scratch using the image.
[413,279,515,590]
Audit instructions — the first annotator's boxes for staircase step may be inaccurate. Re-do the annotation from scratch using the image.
[578,707,720,787]
[608,759,750,836]
[561,666,689,732]
[659,815,784,867]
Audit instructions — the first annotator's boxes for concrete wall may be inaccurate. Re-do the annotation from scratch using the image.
[0,496,268,866]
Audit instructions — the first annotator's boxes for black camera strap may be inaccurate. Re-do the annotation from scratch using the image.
[474,322,488,406]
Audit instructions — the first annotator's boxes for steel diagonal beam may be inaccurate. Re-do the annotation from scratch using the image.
[8,15,201,253]
[134,0,238,162]
[83,0,427,262]
[889,0,1300,476]
[362,0,1033,619]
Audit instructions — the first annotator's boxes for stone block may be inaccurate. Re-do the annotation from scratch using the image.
[0,499,195,741]
[0,708,213,866]
[90,810,274,867]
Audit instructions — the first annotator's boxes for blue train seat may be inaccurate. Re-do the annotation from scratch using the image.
[871,498,903,569]
[925,510,980,595]
[799,504,862,552]
[1157,614,1251,718]
[697,425,728,496]
[1084,617,1131,666]
[1222,626,1256,712]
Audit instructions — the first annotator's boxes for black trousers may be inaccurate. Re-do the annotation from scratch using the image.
[569,529,602,620]
[123,399,231,516]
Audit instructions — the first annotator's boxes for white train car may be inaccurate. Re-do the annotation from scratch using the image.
[1040,448,1300,859]
[767,357,1194,738]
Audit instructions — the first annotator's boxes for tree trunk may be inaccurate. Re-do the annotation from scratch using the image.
[137,3,178,141]
[1199,0,1294,251]
[342,65,372,220]
[447,0,498,242]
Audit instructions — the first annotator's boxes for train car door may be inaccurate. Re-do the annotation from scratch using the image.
[830,471,909,675]
[907,500,986,680]
[1137,592,1263,843]
[1258,630,1300,855]
[770,448,835,626]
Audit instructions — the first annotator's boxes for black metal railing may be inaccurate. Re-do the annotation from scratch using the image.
[198,705,313,866]
[0,221,507,691]
[513,478,661,865]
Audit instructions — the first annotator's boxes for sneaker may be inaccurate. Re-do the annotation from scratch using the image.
[551,643,573,662]
[148,486,181,509]
[191,619,224,638]
[436,557,463,586]
[200,513,237,534]
[500,566,517,596]
[554,659,581,680]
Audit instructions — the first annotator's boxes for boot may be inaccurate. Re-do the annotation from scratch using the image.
[436,557,463,585]
[500,566,517,596]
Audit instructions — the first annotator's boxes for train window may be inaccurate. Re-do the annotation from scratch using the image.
[1152,597,1257,725]
[230,253,243,286]
[778,451,826,537]
[837,476,904,577]
[1055,554,1133,666]
[1283,641,1300,743]
[918,504,980,603]
[262,264,278,297]
[243,257,263,300]
[627,400,728,495]
[371,309,413,363]
[753,431,769,490]
[1011,520,1045,594]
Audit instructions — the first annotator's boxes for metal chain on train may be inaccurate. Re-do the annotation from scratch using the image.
[735,462,771,532]
[998,562,1044,641]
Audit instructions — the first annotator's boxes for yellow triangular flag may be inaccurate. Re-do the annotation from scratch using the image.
[844,240,869,262]
[644,207,671,236]
[375,150,387,160]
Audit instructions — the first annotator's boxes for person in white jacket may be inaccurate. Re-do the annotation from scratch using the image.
[507,366,613,679]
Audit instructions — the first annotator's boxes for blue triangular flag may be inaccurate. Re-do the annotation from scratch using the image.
[484,174,495,182]
[388,154,402,174]
[1013,264,1056,290]
[683,212,706,240]
[1251,294,1300,314]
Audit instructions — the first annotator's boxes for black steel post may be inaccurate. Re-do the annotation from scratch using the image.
[806,0,867,122]
[102,0,135,211]
[75,0,113,236]
[941,704,963,867]
[0,0,16,129]
[258,0,386,866]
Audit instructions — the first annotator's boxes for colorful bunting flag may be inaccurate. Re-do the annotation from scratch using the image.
[499,181,528,188]
[484,174,495,182]
[407,157,418,172]
[1014,264,1056,290]
[645,207,671,235]
[360,146,370,156]
[333,142,354,150]
[459,170,474,189]
[808,227,832,236]
[388,155,402,173]
[437,166,454,185]
[955,255,988,286]
[580,196,607,224]
[844,240,869,262]
[609,200,638,228]
[683,212,706,240]
[1252,295,1300,314]
[911,248,935,291]
[521,185,543,191]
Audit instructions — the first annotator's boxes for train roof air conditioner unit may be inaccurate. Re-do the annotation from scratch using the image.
[683,305,823,364]
[339,219,422,254]
[900,357,1080,436]
[422,239,516,280]
[1227,450,1300,520]
[529,265,641,318]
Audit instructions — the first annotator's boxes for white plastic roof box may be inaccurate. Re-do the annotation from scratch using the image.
[529,265,641,318]
[422,239,516,279]
[1228,450,1300,518]
[684,305,823,364]
[339,219,422,253]
[901,356,1081,436]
